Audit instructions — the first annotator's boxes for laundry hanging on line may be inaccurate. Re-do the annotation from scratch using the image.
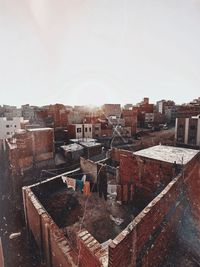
[62,176,76,191]
[62,176,86,192]
[76,179,84,192]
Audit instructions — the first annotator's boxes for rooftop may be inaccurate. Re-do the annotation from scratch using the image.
[38,186,145,244]
[61,143,83,152]
[27,127,53,132]
[133,145,199,165]
[70,138,97,143]
[79,141,102,148]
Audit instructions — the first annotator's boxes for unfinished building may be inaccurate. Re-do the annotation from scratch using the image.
[22,145,200,267]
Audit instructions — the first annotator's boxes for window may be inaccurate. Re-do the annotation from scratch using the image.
[6,132,10,135]
[89,127,92,132]
[85,128,88,132]
[6,125,9,128]
[95,127,99,131]
[15,125,17,128]
[77,128,82,133]
[190,125,196,131]
[179,125,184,129]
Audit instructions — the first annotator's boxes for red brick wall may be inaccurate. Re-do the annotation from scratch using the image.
[77,230,104,267]
[122,109,137,135]
[109,228,135,267]
[109,174,184,267]
[118,151,173,193]
[23,187,78,267]
[31,129,54,156]
[67,125,76,139]
[101,129,113,137]
[184,157,200,235]
[110,148,132,163]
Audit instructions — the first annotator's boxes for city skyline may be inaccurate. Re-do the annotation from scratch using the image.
[0,94,199,108]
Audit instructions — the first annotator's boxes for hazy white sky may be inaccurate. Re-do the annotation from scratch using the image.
[0,0,200,106]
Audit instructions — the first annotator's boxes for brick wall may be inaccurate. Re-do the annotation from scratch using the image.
[116,149,173,193]
[77,230,105,267]
[22,187,78,267]
[109,174,184,267]
[22,154,200,267]
[184,156,200,235]
[31,129,54,161]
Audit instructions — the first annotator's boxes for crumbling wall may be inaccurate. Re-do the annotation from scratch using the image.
[109,174,184,267]
[22,187,78,267]
[77,230,106,267]
[22,155,200,267]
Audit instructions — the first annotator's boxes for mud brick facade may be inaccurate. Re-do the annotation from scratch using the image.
[6,128,54,176]
[122,109,137,135]
[22,147,200,267]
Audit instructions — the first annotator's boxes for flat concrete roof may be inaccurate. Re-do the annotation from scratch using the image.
[27,128,53,132]
[70,138,97,143]
[61,143,83,152]
[79,142,102,148]
[133,145,199,165]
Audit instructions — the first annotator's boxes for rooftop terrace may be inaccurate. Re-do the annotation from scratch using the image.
[133,145,199,165]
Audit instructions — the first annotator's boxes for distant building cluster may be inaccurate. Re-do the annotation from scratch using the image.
[1,96,200,267]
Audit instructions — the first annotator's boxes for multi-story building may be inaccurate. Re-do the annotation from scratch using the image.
[133,98,154,128]
[35,104,69,128]
[68,110,84,124]
[156,100,175,115]
[122,109,137,135]
[145,113,154,125]
[102,104,121,118]
[164,105,180,123]
[67,124,84,139]
[83,123,101,138]
[177,105,200,118]
[3,105,22,118]
[107,116,125,127]
[21,104,36,121]
[6,128,54,178]
[124,104,133,110]
[0,117,27,140]
[175,115,200,148]
[48,104,69,128]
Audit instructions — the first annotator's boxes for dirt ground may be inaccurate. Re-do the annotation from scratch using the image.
[41,188,140,244]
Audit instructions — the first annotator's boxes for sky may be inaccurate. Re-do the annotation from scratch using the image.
[0,0,200,107]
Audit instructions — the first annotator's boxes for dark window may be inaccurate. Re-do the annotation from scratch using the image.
[179,125,184,129]
[6,132,10,135]
[15,125,17,127]
[77,128,82,133]
[190,125,196,130]
[89,127,92,132]
[85,128,88,132]
[95,127,99,131]
[6,125,9,128]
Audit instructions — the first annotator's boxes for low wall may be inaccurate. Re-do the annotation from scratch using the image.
[22,154,200,267]
[77,230,107,267]
[22,187,78,267]
[109,174,184,267]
